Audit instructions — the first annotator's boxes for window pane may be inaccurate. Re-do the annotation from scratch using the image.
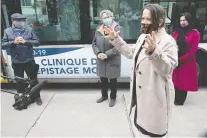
[26,0,32,6]
[160,0,207,42]
[194,1,207,41]
[21,0,25,6]
[20,0,81,43]
[119,0,143,39]
[90,0,143,40]
[21,0,32,7]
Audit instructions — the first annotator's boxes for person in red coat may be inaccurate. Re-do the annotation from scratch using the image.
[172,12,200,105]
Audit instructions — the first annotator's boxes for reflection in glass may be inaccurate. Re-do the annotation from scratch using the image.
[90,0,143,40]
[58,0,80,41]
[119,0,142,39]
[20,0,81,42]
[169,1,207,41]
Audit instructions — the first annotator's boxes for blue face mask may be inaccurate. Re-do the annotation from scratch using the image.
[14,21,26,29]
[102,18,113,26]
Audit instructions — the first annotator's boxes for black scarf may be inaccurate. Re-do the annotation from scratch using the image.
[176,25,192,57]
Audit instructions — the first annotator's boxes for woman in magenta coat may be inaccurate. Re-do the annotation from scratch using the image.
[172,12,200,105]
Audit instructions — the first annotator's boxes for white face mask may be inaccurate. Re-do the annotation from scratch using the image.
[14,21,26,29]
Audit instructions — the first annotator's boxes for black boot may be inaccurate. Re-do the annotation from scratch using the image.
[97,77,108,103]
[96,96,108,103]
[36,97,42,106]
[109,78,117,107]
[109,99,116,107]
[174,102,184,106]
[174,87,187,106]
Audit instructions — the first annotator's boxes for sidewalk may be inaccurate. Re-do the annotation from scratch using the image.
[1,88,207,137]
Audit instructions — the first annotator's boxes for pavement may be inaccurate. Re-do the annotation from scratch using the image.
[1,87,207,137]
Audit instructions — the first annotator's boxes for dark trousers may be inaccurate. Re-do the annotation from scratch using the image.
[12,60,40,98]
[174,87,187,105]
[100,77,117,99]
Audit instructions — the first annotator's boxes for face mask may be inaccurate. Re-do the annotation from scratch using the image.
[102,18,113,26]
[180,21,188,28]
[14,21,25,29]
[141,24,152,34]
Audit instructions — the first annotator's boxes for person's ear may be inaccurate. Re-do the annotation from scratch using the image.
[12,20,16,24]
[159,19,164,27]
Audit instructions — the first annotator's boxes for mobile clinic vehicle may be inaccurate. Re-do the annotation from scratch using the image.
[1,0,207,85]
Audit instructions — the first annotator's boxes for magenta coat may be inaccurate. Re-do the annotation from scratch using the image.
[172,29,200,91]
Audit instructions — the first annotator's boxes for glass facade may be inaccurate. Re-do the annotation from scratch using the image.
[1,0,206,45]
[160,0,207,42]
[21,0,81,42]
[90,0,143,40]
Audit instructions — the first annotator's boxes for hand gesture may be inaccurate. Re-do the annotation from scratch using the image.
[18,37,26,44]
[142,31,157,53]
[14,37,21,44]
[103,26,120,40]
[98,53,107,60]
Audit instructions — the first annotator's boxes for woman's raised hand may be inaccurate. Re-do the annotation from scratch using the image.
[103,26,120,40]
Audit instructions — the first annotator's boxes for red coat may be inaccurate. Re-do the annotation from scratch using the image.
[172,29,200,91]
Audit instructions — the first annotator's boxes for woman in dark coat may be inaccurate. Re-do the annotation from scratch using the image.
[172,12,200,105]
[92,10,123,107]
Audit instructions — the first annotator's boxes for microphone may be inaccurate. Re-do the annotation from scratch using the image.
[28,80,48,98]
[12,80,48,110]
[15,76,28,83]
